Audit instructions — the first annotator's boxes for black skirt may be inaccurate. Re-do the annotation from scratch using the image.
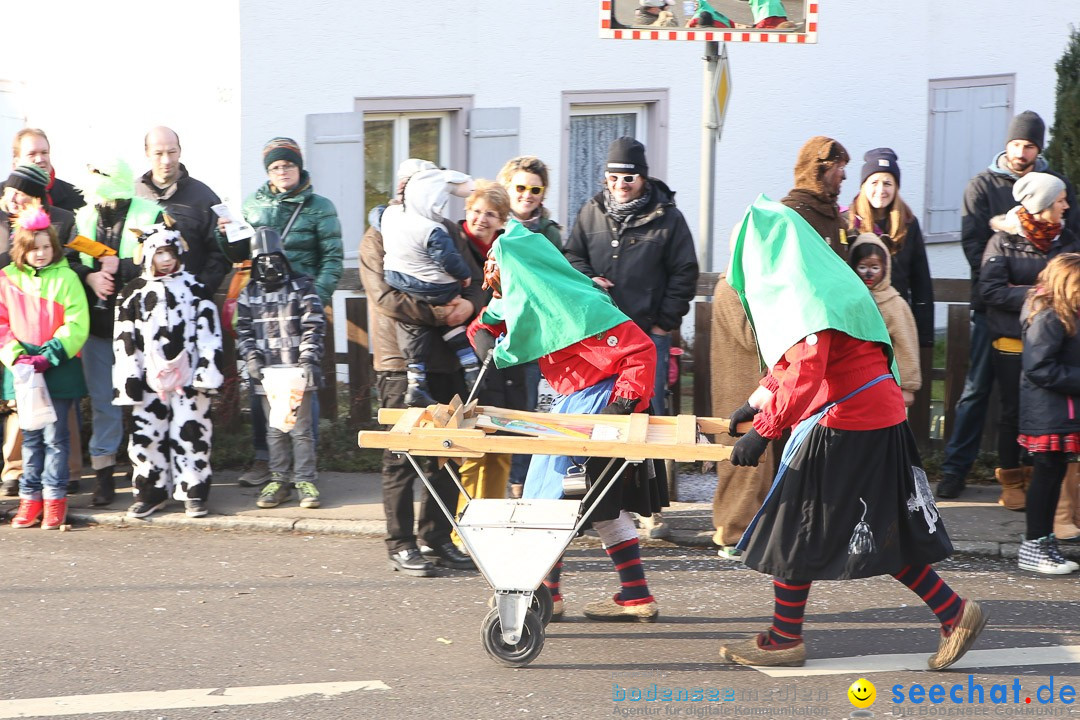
[584,455,670,524]
[741,422,952,581]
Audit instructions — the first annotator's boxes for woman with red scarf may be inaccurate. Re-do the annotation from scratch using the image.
[980,172,1078,511]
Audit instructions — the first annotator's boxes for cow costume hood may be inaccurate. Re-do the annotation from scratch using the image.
[133,224,188,277]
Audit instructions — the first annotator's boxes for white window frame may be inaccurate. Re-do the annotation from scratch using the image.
[923,74,1015,244]
[364,110,452,171]
[560,89,670,228]
[354,95,473,235]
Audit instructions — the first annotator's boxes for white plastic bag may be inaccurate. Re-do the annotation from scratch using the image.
[262,366,307,433]
[11,364,57,432]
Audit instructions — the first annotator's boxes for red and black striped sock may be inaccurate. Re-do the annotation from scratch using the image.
[543,561,564,602]
[606,537,653,605]
[892,564,961,629]
[767,579,811,645]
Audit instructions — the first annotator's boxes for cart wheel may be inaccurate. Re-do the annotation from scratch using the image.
[531,583,554,627]
[480,608,545,667]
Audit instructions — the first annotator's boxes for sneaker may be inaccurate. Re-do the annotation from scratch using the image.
[256,478,292,508]
[238,460,271,488]
[928,599,988,670]
[583,594,658,623]
[1018,535,1076,574]
[388,548,436,577]
[717,545,744,561]
[295,481,321,509]
[936,475,966,499]
[126,499,168,519]
[720,631,806,667]
[1046,534,1079,572]
[184,499,208,518]
[419,542,475,570]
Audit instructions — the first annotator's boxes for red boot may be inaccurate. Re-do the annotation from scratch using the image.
[42,498,67,530]
[11,498,44,528]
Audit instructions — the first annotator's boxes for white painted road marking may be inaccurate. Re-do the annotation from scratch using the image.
[752,645,1080,678]
[0,680,390,718]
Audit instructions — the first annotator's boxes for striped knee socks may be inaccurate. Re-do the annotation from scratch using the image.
[892,564,962,630]
[606,537,653,605]
[768,579,811,645]
[543,561,564,602]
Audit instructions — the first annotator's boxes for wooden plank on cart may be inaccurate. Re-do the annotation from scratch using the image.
[626,413,649,445]
[675,415,698,445]
[389,407,429,434]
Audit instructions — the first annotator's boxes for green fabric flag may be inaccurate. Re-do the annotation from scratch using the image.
[481,220,628,368]
[726,195,898,381]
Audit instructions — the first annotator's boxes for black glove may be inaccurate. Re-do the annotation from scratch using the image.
[730,428,770,467]
[600,396,638,415]
[246,358,262,382]
[472,329,496,361]
[728,402,760,436]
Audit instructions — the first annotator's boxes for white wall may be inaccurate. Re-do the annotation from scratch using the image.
[1,0,1071,283]
[0,0,242,206]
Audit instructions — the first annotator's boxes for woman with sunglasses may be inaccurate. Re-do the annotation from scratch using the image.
[843,148,934,353]
[497,156,561,249]
[497,157,562,497]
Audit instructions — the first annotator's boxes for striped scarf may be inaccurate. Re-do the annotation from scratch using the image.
[1017,205,1061,253]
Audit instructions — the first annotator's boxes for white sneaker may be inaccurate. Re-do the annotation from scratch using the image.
[717,545,743,561]
[1018,536,1076,574]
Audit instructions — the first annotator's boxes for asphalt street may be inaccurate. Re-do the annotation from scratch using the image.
[1,527,1079,720]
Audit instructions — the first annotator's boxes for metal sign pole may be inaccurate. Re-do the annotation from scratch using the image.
[698,40,720,273]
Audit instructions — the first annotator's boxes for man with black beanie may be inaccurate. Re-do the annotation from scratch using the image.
[564,136,698,539]
[938,110,1080,500]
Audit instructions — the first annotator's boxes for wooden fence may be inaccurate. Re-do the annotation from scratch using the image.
[326,272,991,453]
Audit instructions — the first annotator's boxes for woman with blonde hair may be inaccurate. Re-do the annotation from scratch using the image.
[497,157,561,496]
[845,148,934,351]
[497,156,561,249]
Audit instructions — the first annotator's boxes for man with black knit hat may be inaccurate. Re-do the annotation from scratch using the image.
[781,135,851,255]
[0,163,82,496]
[565,136,698,539]
[938,111,1080,500]
[217,136,343,489]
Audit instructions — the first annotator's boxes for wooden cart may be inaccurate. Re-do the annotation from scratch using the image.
[358,398,747,667]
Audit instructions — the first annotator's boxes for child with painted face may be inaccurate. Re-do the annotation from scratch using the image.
[848,233,922,407]
[0,206,89,529]
[467,221,666,623]
[113,224,223,518]
[235,228,326,511]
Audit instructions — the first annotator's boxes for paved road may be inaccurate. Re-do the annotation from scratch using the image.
[1,527,1078,719]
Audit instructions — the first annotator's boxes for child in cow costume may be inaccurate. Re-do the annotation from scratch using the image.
[113,224,223,519]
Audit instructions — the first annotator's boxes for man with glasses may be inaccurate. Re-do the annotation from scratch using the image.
[564,136,698,538]
[218,137,343,495]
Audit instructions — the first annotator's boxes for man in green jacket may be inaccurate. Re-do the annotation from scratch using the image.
[219,137,343,487]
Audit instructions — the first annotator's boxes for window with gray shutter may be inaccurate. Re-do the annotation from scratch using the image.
[925,75,1014,241]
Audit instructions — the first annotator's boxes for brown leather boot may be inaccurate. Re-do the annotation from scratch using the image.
[996,467,1026,511]
[1054,462,1080,540]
